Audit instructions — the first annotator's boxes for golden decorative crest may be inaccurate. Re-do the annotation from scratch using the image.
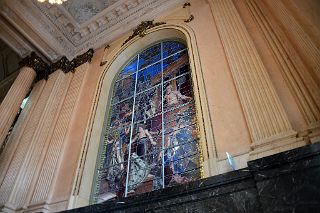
[122,20,166,46]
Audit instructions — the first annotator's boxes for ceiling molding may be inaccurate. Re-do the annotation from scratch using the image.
[0,17,32,58]
[0,0,185,62]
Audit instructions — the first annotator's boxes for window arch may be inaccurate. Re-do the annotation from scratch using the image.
[93,40,203,202]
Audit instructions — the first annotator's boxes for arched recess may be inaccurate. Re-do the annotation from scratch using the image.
[69,24,217,208]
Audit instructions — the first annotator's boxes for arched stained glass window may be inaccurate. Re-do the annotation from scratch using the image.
[94,41,202,202]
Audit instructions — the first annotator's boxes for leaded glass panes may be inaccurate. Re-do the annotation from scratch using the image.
[94,41,202,203]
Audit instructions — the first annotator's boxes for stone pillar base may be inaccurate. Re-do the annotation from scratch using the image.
[309,123,320,144]
[1,203,21,213]
[249,130,306,160]
[202,157,219,178]
[23,200,68,213]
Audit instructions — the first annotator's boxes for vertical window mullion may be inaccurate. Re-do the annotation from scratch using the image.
[161,41,165,188]
[124,54,140,197]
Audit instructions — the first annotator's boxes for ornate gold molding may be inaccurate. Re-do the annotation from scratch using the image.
[183,2,194,23]
[184,14,194,23]
[122,20,166,46]
[100,45,110,67]
[183,2,191,8]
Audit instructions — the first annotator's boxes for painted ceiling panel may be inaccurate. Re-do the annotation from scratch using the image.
[64,0,118,24]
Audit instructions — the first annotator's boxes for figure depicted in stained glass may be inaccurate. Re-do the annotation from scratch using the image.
[164,115,198,185]
[132,124,157,161]
[128,124,157,189]
[164,84,192,106]
[144,98,156,120]
[104,137,123,195]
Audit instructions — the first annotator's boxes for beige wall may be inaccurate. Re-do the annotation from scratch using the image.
[0,0,319,212]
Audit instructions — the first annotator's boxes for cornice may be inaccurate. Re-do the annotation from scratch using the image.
[0,1,63,61]
[0,17,33,58]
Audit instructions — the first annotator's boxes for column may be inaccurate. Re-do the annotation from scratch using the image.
[245,0,320,142]
[0,67,35,147]
[265,0,320,82]
[208,0,306,159]
[0,49,94,212]
[0,53,48,148]
[3,70,71,211]
[0,80,45,190]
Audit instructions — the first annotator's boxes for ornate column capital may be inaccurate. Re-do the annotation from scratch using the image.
[71,48,94,70]
[50,49,94,73]
[19,49,94,80]
[50,56,73,74]
[18,52,50,81]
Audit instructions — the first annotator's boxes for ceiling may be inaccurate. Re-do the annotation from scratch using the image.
[64,0,118,24]
[0,0,184,62]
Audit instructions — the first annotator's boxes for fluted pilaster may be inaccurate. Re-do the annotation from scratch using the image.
[208,0,305,159]
[29,63,88,206]
[0,49,94,211]
[0,67,36,147]
[265,0,320,82]
[246,0,320,142]
[3,70,71,211]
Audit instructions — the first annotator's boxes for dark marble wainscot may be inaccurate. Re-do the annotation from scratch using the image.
[64,143,320,213]
[248,143,320,213]
[66,171,260,213]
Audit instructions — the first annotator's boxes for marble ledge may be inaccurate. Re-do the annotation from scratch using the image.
[248,142,320,170]
[64,143,320,213]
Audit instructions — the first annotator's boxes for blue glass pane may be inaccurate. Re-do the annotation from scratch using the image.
[163,41,186,58]
[138,43,161,70]
[137,63,162,93]
[119,56,138,79]
[164,154,200,187]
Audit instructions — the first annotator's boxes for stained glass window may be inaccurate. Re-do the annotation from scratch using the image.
[93,41,202,203]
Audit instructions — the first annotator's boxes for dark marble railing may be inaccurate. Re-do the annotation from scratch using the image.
[65,143,320,213]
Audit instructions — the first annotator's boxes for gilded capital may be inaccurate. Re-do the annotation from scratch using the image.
[19,52,50,81]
